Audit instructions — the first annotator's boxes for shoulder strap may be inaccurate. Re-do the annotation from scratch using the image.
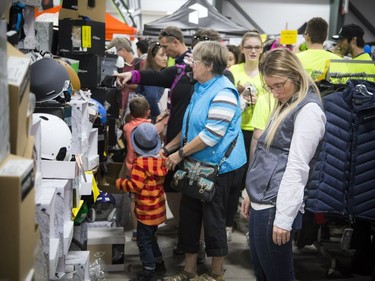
[134,58,141,70]
[170,65,186,94]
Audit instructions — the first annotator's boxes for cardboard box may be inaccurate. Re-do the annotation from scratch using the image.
[18,0,42,7]
[83,128,99,171]
[0,155,38,281]
[65,251,90,281]
[59,0,106,23]
[87,227,125,271]
[35,21,54,52]
[58,19,105,55]
[41,159,80,179]
[30,119,42,175]
[35,187,59,255]
[34,103,72,130]
[7,43,31,156]
[0,20,10,165]
[66,54,101,88]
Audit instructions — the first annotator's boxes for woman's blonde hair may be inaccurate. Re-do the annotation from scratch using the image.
[193,41,228,75]
[259,48,320,148]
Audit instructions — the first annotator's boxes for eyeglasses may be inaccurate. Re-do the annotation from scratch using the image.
[243,45,262,51]
[193,35,211,42]
[264,78,289,93]
[191,59,202,67]
[160,30,179,40]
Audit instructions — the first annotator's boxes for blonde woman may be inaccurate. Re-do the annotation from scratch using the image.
[241,48,326,281]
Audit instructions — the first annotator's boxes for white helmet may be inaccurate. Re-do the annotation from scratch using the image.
[32,113,72,161]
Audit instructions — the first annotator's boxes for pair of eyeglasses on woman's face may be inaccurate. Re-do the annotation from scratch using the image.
[263,78,289,93]
[243,45,262,51]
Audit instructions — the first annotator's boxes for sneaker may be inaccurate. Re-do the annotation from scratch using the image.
[130,269,156,281]
[197,241,206,264]
[155,261,167,276]
[132,231,137,241]
[163,270,197,281]
[157,221,178,236]
[190,273,224,281]
[245,232,250,246]
[226,227,232,242]
[173,246,184,255]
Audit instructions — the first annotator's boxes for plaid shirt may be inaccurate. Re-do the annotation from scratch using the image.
[116,156,167,226]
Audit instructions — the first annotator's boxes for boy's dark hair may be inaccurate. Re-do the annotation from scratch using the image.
[305,17,328,44]
[129,97,150,118]
[136,39,149,54]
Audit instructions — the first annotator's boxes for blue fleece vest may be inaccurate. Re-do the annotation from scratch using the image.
[181,75,246,174]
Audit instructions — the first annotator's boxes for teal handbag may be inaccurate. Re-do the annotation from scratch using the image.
[171,158,217,202]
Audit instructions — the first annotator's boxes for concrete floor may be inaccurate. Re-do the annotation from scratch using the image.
[103,219,371,281]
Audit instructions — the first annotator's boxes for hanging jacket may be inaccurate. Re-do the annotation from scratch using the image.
[305,80,375,221]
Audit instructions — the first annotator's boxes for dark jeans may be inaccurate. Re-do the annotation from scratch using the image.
[178,170,236,257]
[249,207,301,281]
[137,221,162,271]
[226,164,245,227]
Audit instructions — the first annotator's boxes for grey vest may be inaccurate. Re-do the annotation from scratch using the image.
[246,89,322,205]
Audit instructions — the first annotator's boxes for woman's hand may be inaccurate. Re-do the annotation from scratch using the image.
[114,72,132,87]
[241,192,251,219]
[272,225,290,246]
[166,151,183,171]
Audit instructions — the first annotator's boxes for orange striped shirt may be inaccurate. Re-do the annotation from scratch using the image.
[116,156,167,226]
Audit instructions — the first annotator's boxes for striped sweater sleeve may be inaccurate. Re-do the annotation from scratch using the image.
[116,162,145,193]
[199,89,238,147]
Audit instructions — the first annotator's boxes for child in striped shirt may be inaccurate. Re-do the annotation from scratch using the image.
[116,123,168,281]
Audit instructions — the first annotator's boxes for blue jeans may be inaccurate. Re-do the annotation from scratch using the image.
[249,207,302,281]
[137,221,162,271]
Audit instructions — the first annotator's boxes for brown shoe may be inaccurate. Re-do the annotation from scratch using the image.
[190,273,224,281]
[163,270,197,281]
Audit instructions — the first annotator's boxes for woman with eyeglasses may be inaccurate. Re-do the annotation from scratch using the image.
[136,42,168,122]
[162,40,246,281]
[241,48,326,281]
[226,30,265,241]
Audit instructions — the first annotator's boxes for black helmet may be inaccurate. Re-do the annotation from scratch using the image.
[31,58,70,102]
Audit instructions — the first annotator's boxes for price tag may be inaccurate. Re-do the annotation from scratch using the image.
[280,30,298,45]
[82,25,92,48]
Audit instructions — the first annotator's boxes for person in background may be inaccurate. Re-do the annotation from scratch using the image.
[136,42,168,122]
[228,30,264,241]
[241,48,326,281]
[116,123,168,281]
[295,17,344,81]
[226,44,241,68]
[159,26,190,65]
[162,41,246,281]
[332,24,375,82]
[107,37,144,113]
[123,97,152,242]
[136,39,149,60]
